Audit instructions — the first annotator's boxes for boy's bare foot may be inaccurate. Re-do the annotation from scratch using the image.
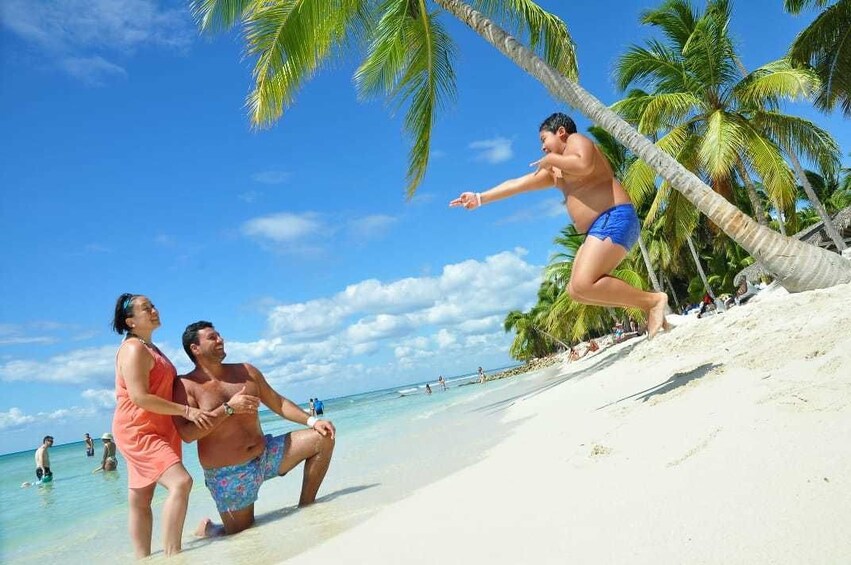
[647,293,669,338]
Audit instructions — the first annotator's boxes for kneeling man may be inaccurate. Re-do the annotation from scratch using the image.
[173,321,336,536]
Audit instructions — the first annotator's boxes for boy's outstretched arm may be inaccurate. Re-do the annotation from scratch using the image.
[449,168,553,210]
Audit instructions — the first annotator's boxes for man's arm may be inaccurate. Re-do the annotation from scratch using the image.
[249,364,335,438]
[172,377,260,443]
[172,377,227,443]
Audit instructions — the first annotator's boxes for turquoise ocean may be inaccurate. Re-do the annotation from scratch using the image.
[1,363,563,564]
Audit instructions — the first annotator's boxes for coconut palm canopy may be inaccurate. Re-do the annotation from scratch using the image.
[784,0,851,116]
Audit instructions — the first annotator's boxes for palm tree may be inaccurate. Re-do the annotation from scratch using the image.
[195,0,851,291]
[503,308,554,361]
[613,0,843,249]
[784,0,851,116]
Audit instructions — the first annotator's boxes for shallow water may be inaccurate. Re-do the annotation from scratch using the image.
[1,365,561,564]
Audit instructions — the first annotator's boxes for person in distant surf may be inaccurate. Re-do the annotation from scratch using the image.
[34,435,53,482]
[438,375,446,391]
[451,112,669,338]
[84,433,95,457]
[478,367,486,384]
[309,398,316,416]
[93,433,118,473]
[315,398,324,415]
[425,384,432,395]
[111,293,215,558]
[173,321,335,538]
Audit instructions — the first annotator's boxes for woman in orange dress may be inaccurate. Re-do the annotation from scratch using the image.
[111,293,214,558]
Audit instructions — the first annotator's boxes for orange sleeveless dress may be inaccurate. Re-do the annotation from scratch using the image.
[112,340,182,489]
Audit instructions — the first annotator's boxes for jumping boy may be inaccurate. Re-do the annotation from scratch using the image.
[450,113,668,337]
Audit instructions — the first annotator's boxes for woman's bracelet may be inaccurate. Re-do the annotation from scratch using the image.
[306,416,318,428]
[184,404,190,418]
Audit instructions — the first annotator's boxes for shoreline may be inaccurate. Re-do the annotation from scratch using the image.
[285,283,851,564]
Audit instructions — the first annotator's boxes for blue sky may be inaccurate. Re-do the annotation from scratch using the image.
[1,0,848,454]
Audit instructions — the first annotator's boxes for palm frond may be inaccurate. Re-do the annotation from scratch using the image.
[784,0,833,14]
[191,0,258,33]
[736,118,797,208]
[699,110,745,178]
[735,58,821,108]
[471,0,577,79]
[750,110,841,175]
[244,0,362,127]
[396,6,457,196]
[788,0,851,115]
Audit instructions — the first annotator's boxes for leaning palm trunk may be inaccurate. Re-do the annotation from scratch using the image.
[687,237,715,299]
[637,235,663,292]
[435,0,851,291]
[785,145,847,250]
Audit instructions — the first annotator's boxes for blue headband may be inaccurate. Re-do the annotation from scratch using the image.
[122,295,135,313]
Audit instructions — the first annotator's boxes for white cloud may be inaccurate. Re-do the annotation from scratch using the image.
[61,55,127,86]
[82,388,116,409]
[347,214,398,240]
[251,171,291,185]
[0,249,541,398]
[241,212,324,244]
[0,405,97,431]
[0,345,116,384]
[469,137,514,164]
[1,0,193,83]
[0,407,35,431]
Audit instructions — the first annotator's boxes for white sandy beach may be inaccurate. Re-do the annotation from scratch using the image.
[286,282,851,564]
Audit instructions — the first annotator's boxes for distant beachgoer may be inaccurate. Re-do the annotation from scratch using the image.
[34,435,54,482]
[697,293,715,319]
[478,367,486,384]
[111,293,215,558]
[425,384,432,395]
[438,376,446,391]
[588,339,600,353]
[309,398,316,417]
[84,433,95,457]
[93,433,118,473]
[173,321,335,538]
[315,398,324,416]
[451,112,669,338]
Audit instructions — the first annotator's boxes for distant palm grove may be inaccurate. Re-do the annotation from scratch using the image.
[193,0,850,360]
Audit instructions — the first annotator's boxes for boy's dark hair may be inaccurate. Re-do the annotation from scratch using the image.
[539,112,577,135]
[43,436,53,444]
[182,321,214,363]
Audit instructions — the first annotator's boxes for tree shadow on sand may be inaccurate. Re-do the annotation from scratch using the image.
[476,339,645,414]
[598,362,721,410]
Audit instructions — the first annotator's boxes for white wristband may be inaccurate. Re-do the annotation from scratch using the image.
[475,192,482,207]
[306,416,318,428]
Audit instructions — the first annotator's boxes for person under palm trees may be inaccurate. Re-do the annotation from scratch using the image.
[451,112,669,338]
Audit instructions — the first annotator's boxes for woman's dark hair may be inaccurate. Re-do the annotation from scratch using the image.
[539,112,577,135]
[182,320,214,363]
[112,293,137,335]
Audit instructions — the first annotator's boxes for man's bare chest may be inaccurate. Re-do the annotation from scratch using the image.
[192,379,257,410]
